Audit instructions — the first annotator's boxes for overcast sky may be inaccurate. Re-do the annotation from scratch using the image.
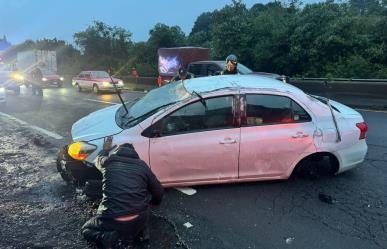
[0,0,306,45]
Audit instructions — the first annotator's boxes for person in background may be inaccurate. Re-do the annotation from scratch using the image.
[221,54,238,75]
[81,142,164,249]
[30,67,43,96]
[157,75,163,87]
[131,67,139,84]
[131,67,139,78]
[170,67,194,82]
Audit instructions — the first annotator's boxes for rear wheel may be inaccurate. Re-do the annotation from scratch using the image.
[93,84,100,94]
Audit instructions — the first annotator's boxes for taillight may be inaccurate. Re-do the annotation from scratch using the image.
[356,122,368,140]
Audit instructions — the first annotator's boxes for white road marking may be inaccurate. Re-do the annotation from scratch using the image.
[355,108,387,114]
[0,111,64,139]
[85,98,119,105]
[175,187,197,196]
[183,222,193,228]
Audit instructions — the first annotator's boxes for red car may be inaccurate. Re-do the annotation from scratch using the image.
[72,71,124,93]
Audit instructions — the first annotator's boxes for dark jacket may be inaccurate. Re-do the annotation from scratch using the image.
[221,69,238,75]
[95,144,164,218]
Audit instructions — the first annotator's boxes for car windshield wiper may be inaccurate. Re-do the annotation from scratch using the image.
[192,90,207,110]
[124,101,178,126]
[120,97,141,118]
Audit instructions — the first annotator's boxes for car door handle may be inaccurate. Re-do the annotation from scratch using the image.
[219,138,237,144]
[292,132,309,138]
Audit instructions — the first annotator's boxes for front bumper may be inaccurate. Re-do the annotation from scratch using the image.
[99,84,125,91]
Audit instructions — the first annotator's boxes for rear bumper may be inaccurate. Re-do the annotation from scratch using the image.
[335,140,368,173]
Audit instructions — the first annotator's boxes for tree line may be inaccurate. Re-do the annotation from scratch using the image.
[3,0,387,78]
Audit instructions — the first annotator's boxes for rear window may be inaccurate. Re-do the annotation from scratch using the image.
[188,64,203,76]
[245,94,311,126]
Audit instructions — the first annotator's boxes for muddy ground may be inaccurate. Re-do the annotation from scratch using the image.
[0,118,182,249]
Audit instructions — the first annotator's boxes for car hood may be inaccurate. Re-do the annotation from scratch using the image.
[71,104,123,142]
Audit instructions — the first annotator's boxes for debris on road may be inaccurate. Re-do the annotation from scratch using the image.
[285,237,295,245]
[183,222,193,229]
[175,187,197,196]
[318,193,336,204]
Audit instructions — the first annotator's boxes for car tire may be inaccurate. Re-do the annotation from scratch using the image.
[76,83,82,92]
[56,146,76,183]
[93,84,100,94]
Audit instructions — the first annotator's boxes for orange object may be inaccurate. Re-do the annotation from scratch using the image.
[157,75,163,87]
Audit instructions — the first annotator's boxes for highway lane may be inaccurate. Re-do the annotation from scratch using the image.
[1,85,386,249]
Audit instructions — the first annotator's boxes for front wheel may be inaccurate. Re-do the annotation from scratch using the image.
[76,83,82,92]
[56,146,102,186]
[93,84,100,94]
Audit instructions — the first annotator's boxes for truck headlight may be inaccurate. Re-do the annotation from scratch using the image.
[118,80,123,84]
[60,77,64,81]
[12,73,24,81]
[42,77,48,82]
[0,87,4,93]
[102,81,110,86]
[68,141,97,161]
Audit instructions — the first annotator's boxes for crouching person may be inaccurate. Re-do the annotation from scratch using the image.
[81,143,164,249]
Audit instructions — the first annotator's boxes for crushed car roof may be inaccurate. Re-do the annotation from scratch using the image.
[183,75,302,94]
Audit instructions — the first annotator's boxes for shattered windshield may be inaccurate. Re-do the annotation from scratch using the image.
[117,82,191,128]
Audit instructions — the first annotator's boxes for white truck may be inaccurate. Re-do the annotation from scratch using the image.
[17,50,64,87]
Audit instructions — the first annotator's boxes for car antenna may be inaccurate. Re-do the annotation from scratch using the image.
[108,70,128,115]
[323,79,341,142]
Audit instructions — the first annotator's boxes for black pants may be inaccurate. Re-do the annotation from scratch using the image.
[31,84,43,96]
[81,209,149,244]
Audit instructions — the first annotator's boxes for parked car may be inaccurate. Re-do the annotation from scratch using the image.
[188,61,289,82]
[72,71,124,93]
[57,75,368,187]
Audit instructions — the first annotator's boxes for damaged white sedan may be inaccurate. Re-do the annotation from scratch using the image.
[57,75,368,187]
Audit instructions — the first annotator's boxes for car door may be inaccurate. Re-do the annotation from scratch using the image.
[147,95,240,185]
[83,72,92,89]
[239,93,317,179]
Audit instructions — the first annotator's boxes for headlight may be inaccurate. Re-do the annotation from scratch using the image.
[102,81,111,86]
[12,73,24,81]
[118,80,123,84]
[42,77,48,82]
[68,141,97,161]
[0,87,4,93]
[59,77,64,81]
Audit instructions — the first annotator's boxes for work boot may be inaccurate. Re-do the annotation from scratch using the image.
[100,231,119,249]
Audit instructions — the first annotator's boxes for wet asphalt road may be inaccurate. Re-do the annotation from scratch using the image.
[1,85,387,249]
